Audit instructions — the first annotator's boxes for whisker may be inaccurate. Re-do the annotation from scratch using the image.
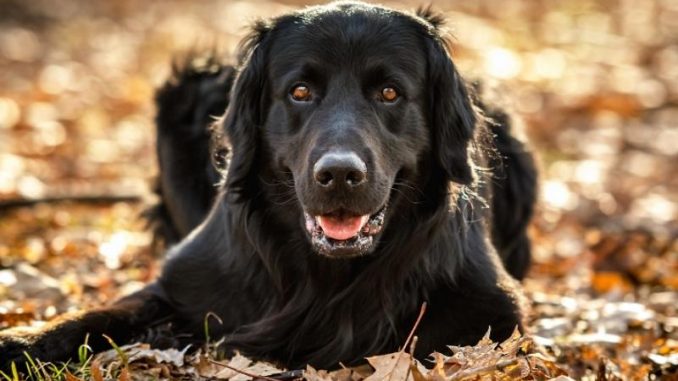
[393,180,425,197]
[391,181,423,205]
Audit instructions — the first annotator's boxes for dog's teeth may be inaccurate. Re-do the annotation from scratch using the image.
[304,213,316,232]
[359,214,370,228]
[305,219,315,232]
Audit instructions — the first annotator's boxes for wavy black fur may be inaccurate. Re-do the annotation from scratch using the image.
[0,1,537,371]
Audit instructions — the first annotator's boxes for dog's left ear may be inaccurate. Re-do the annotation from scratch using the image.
[424,29,477,185]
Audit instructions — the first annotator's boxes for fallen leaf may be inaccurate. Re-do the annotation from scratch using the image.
[305,365,334,381]
[214,353,254,379]
[365,352,413,381]
[91,360,104,381]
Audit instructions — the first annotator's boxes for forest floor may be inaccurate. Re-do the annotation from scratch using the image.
[0,0,676,379]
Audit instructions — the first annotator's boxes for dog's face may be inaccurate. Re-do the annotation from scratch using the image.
[224,2,477,258]
[263,6,433,257]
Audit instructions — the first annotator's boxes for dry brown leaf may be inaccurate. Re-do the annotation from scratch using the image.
[229,360,284,381]
[440,329,500,377]
[91,360,105,381]
[194,353,222,378]
[503,358,530,379]
[117,367,129,381]
[527,353,568,379]
[213,353,254,379]
[409,361,429,381]
[497,328,529,357]
[305,365,334,381]
[64,371,85,381]
[408,331,569,380]
[330,364,372,381]
[591,272,633,294]
[331,368,356,381]
[365,352,414,381]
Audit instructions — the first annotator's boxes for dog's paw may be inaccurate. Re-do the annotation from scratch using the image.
[0,333,37,370]
[0,327,77,372]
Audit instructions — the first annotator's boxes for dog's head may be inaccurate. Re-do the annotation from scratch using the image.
[222,2,477,258]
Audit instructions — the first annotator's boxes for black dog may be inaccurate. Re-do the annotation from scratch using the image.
[0,1,537,370]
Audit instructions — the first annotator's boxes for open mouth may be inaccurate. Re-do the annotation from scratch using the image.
[304,205,387,257]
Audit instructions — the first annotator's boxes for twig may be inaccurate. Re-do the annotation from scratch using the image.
[402,302,427,353]
[387,302,427,381]
[207,358,286,381]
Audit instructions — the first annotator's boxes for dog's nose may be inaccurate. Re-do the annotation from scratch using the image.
[313,151,367,189]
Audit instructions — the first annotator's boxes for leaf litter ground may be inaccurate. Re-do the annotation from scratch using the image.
[0,0,676,379]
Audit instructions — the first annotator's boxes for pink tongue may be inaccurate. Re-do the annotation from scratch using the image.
[317,214,369,241]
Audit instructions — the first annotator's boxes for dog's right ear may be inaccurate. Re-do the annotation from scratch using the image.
[223,21,271,201]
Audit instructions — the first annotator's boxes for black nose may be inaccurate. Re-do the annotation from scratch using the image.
[313,151,367,189]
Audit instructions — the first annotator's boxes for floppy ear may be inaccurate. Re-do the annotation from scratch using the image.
[425,34,477,185]
[223,21,271,201]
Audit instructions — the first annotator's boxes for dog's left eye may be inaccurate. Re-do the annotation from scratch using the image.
[290,84,313,102]
[380,87,399,103]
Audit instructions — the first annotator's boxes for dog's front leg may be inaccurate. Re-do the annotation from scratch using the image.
[0,283,172,371]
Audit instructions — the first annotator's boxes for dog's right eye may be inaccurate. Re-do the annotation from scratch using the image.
[290,84,313,102]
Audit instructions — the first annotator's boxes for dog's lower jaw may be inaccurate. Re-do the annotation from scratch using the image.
[315,234,375,258]
[304,206,387,258]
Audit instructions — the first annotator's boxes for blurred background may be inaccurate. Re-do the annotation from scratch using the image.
[0,0,676,377]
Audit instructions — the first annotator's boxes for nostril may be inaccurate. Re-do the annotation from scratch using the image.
[315,170,334,187]
[346,169,366,186]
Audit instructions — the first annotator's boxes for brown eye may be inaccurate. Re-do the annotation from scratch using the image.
[291,85,312,102]
[381,87,398,102]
